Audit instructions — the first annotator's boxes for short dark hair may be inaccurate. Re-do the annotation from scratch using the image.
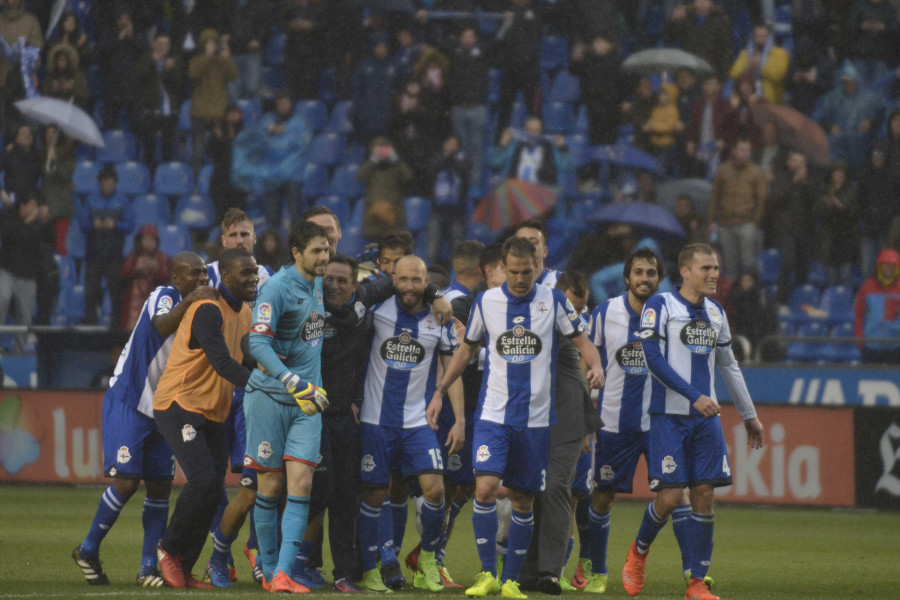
[555,271,588,298]
[515,219,548,242]
[678,243,716,271]
[624,247,664,282]
[328,252,359,278]
[479,243,503,278]
[219,247,252,274]
[287,221,329,255]
[378,230,414,256]
[97,165,117,182]
[501,236,536,263]
[304,205,342,230]
[427,264,451,289]
[452,240,485,274]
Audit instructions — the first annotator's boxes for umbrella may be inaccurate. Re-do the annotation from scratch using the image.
[622,48,714,76]
[588,201,685,239]
[15,97,105,147]
[592,145,662,176]
[658,178,712,214]
[750,104,830,166]
[473,178,557,232]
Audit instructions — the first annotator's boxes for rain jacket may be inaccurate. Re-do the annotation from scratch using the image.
[120,224,169,330]
[232,107,311,193]
[646,82,681,148]
[854,249,900,350]
[811,63,882,133]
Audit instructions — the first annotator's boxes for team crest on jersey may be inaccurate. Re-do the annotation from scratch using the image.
[496,326,542,363]
[381,333,426,370]
[361,454,375,472]
[301,311,325,347]
[424,319,436,332]
[448,454,462,471]
[117,446,132,464]
[598,464,614,481]
[641,308,656,328]
[706,304,722,324]
[615,341,648,374]
[662,455,677,474]
[258,442,273,459]
[182,424,197,442]
[354,301,366,319]
[476,445,491,462]
[537,301,548,314]
[681,320,716,354]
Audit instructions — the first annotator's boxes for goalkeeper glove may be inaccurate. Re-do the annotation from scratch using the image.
[280,373,329,416]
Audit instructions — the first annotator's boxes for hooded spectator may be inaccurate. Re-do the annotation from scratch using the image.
[45,11,92,68]
[686,74,734,176]
[120,224,169,330]
[389,80,440,194]
[210,104,247,222]
[854,248,900,364]
[730,271,779,357]
[0,123,41,205]
[134,32,184,168]
[625,75,657,151]
[447,26,489,188]
[39,125,76,255]
[40,43,89,107]
[846,0,898,83]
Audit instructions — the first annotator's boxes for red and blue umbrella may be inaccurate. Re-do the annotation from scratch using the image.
[473,178,557,232]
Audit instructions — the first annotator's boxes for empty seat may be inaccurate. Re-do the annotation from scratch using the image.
[114,161,151,195]
[819,322,861,364]
[96,130,136,163]
[786,320,826,362]
[73,161,102,195]
[542,101,575,134]
[338,224,366,257]
[266,28,286,66]
[314,195,351,230]
[65,219,86,260]
[325,101,353,134]
[819,285,854,323]
[548,70,581,103]
[329,164,364,198]
[302,163,330,198]
[307,133,347,166]
[540,36,569,71]
[565,133,591,167]
[756,248,782,286]
[236,98,262,127]
[158,224,192,254]
[174,194,216,231]
[197,163,214,195]
[132,193,172,225]
[787,284,821,325]
[487,69,502,104]
[404,196,431,233]
[153,162,194,196]
[295,99,328,132]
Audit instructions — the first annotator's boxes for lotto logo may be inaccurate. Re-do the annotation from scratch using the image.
[117,446,132,464]
[361,454,375,472]
[649,478,660,491]
[243,456,252,465]
[662,455,677,474]
[476,445,491,462]
[258,441,273,459]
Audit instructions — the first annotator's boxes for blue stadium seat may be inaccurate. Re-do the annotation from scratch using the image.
[158,224,192,254]
[329,164,364,198]
[542,101,575,134]
[153,162,194,196]
[266,28,286,66]
[487,69,502,104]
[819,285,854,324]
[96,130,136,163]
[65,224,86,261]
[318,67,336,104]
[56,254,77,289]
[756,248,782,286]
[114,161,151,195]
[404,196,430,233]
[540,36,569,71]
[73,161,102,196]
[178,100,191,133]
[565,133,591,167]
[464,222,497,245]
[326,101,353,134]
[308,133,347,166]
[132,193,172,226]
[346,142,367,166]
[786,320,826,363]
[806,260,828,287]
[197,163,214,195]
[575,104,589,134]
[819,322,861,364]
[549,70,581,103]
[302,163,330,198]
[313,195,351,229]
[339,224,366,257]
[349,197,365,228]
[786,284,821,326]
[63,283,86,325]
[236,98,262,127]
[295,100,328,132]
[174,194,216,231]
[510,96,528,129]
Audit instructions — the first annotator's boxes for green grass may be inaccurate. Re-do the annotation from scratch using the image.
[1,485,899,598]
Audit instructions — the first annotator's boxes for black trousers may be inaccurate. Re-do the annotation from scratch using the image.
[84,258,122,327]
[496,64,541,135]
[308,411,363,581]
[155,401,228,571]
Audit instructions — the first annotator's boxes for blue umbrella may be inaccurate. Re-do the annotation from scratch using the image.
[588,201,685,239]
[592,145,662,175]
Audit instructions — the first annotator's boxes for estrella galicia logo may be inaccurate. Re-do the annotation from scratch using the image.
[680,319,716,354]
[496,325,542,363]
[615,341,648,374]
[301,310,325,347]
[381,332,426,369]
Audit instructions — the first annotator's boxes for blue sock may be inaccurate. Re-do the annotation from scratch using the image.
[210,526,237,565]
[501,510,533,583]
[141,496,169,568]
[391,501,408,553]
[377,499,395,558]
[209,485,228,534]
[292,539,317,577]
[82,486,126,556]
[635,501,668,554]
[437,497,466,564]
[275,496,310,575]
[254,493,280,580]
[587,507,610,575]
[563,535,575,568]
[247,508,258,551]
[689,512,714,579]
[358,502,382,572]
[420,499,445,552]
[472,500,498,575]
[671,505,692,573]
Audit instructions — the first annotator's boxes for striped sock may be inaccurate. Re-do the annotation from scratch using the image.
[140,496,169,568]
[210,526,237,565]
[82,486,126,556]
[587,506,610,574]
[671,505,692,573]
[420,498,446,552]
[358,501,382,572]
[501,510,533,583]
[689,512,714,579]
[635,501,667,554]
[472,500,498,575]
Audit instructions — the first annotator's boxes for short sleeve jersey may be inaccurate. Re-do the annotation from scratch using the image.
[466,282,583,428]
[361,297,457,429]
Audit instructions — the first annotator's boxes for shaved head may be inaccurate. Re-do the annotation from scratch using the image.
[394,255,427,276]
[170,252,208,296]
[393,255,429,312]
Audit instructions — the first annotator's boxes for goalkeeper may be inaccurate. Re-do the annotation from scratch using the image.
[242,221,332,593]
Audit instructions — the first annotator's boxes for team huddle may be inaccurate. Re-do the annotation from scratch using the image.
[70,207,765,600]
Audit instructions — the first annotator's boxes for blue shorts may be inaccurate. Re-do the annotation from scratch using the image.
[243,388,322,472]
[102,397,174,480]
[648,414,732,491]
[359,423,443,487]
[570,438,593,496]
[592,430,650,494]
[438,406,475,485]
[472,420,550,495]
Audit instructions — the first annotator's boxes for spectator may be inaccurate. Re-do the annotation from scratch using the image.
[846,0,898,84]
[859,143,900,276]
[664,0,733,79]
[885,109,900,174]
[426,134,469,266]
[280,0,324,101]
[188,28,238,175]
[730,271,779,358]
[209,104,247,222]
[0,0,42,136]
[39,125,76,256]
[227,0,270,100]
[0,190,52,351]
[412,45,452,142]
[357,136,414,240]
[729,22,790,105]
[643,82,683,177]
[815,162,860,286]
[811,62,881,171]
[119,224,169,330]
[754,122,789,184]
[672,193,708,245]
[45,11,92,68]
[729,69,765,149]
[97,10,143,130]
[569,33,628,146]
[675,67,702,126]
[393,26,423,84]
[685,74,733,177]
[256,229,285,272]
[494,0,543,133]
[388,80,439,194]
[447,26,489,188]
[624,76,656,151]
[489,117,571,188]
[40,43,89,107]
[0,124,41,206]
[709,139,767,278]
[77,166,135,326]
[854,247,900,364]
[767,150,818,305]
[351,33,400,144]
[786,35,836,116]
[134,32,184,168]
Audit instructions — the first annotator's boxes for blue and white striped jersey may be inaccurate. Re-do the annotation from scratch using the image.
[536,268,558,289]
[640,291,732,416]
[590,294,651,434]
[106,286,181,417]
[208,261,274,293]
[444,281,473,304]
[466,283,583,428]
[361,297,458,429]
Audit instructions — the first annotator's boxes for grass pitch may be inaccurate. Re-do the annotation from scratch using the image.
[0,485,898,599]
